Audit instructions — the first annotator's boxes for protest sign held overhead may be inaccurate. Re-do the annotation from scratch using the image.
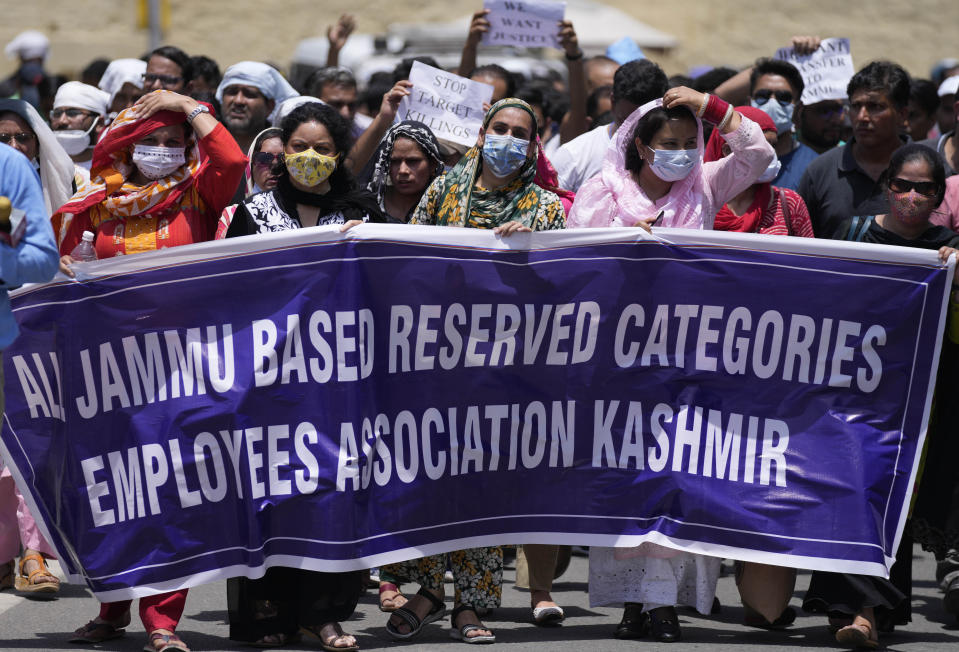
[775,37,855,104]
[396,61,494,148]
[481,0,566,50]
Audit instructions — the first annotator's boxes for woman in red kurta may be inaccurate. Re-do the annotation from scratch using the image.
[52,90,244,652]
[703,105,814,238]
[54,89,245,261]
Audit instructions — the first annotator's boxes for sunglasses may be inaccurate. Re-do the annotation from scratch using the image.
[252,152,283,168]
[753,89,794,105]
[807,103,846,119]
[888,177,939,197]
[50,108,98,120]
[0,132,34,145]
[142,73,183,87]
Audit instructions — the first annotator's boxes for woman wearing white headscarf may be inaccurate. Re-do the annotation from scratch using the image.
[0,98,75,216]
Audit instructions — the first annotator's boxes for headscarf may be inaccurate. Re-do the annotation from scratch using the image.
[244,126,282,195]
[5,31,49,61]
[534,136,575,214]
[0,98,75,216]
[704,105,777,233]
[271,96,323,127]
[365,120,443,219]
[53,81,110,116]
[567,99,707,229]
[98,59,146,108]
[52,91,211,241]
[215,62,299,124]
[411,98,562,229]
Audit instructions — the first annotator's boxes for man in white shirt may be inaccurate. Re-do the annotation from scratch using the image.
[551,59,668,191]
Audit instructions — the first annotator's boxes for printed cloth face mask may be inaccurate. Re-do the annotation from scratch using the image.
[646,147,696,182]
[131,144,186,180]
[482,133,529,177]
[751,97,795,134]
[285,149,338,187]
[889,189,936,226]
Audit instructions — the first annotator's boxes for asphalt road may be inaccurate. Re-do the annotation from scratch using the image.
[1,546,958,651]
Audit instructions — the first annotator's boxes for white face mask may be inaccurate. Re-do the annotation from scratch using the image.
[756,156,782,183]
[54,119,99,156]
[131,144,186,180]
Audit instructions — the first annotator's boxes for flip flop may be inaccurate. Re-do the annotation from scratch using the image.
[835,622,879,649]
[69,620,127,644]
[379,582,407,612]
[143,631,190,652]
[299,623,359,652]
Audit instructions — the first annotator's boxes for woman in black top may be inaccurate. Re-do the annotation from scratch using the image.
[227,101,384,237]
[805,143,959,648]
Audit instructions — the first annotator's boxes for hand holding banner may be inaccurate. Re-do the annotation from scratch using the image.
[775,37,855,104]
[396,61,494,148]
[481,0,567,50]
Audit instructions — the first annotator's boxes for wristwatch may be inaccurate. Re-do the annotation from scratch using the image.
[186,104,210,123]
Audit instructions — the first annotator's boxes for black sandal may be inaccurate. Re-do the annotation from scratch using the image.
[385,587,446,641]
[615,602,649,639]
[449,604,496,644]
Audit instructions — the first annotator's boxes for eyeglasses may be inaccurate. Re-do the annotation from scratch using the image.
[252,152,283,168]
[807,103,846,119]
[888,177,939,197]
[0,132,35,145]
[142,73,183,87]
[50,108,98,120]
[753,89,794,105]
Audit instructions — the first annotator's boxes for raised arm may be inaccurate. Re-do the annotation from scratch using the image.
[344,81,413,174]
[326,14,356,68]
[558,20,587,144]
[457,10,491,77]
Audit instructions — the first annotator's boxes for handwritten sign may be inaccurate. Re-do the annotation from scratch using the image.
[775,38,855,105]
[482,0,566,50]
[397,61,494,148]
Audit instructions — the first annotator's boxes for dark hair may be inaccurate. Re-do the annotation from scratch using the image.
[612,59,668,107]
[909,79,939,116]
[624,106,696,173]
[669,74,694,89]
[150,46,192,83]
[587,85,613,121]
[691,67,736,93]
[187,90,220,117]
[542,87,568,124]
[392,57,440,83]
[750,58,804,99]
[516,84,545,109]
[253,127,283,153]
[361,75,393,116]
[189,55,221,88]
[471,64,517,98]
[305,66,356,97]
[81,58,110,87]
[847,60,911,110]
[279,102,356,194]
[880,143,947,206]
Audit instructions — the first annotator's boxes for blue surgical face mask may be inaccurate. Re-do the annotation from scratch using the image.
[757,156,782,183]
[646,147,697,182]
[751,98,795,134]
[482,133,529,178]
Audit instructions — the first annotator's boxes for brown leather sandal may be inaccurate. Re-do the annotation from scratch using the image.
[13,553,59,594]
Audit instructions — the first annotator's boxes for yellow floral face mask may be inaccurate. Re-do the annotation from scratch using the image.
[284,149,339,187]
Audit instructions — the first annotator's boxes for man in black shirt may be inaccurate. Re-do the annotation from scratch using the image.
[798,61,911,238]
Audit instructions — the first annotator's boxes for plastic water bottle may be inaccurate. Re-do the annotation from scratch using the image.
[69,230,97,262]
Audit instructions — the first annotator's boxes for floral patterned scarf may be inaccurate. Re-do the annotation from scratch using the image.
[411,98,553,229]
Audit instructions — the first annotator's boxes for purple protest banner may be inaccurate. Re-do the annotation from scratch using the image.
[0,225,950,600]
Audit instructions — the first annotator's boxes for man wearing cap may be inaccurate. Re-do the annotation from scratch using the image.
[215,61,299,154]
[50,82,111,187]
[922,75,959,177]
[0,30,51,110]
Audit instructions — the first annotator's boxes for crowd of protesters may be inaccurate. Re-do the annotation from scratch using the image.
[0,11,958,652]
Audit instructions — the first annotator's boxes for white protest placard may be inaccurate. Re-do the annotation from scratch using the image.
[481,0,566,50]
[775,38,855,105]
[397,61,494,148]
